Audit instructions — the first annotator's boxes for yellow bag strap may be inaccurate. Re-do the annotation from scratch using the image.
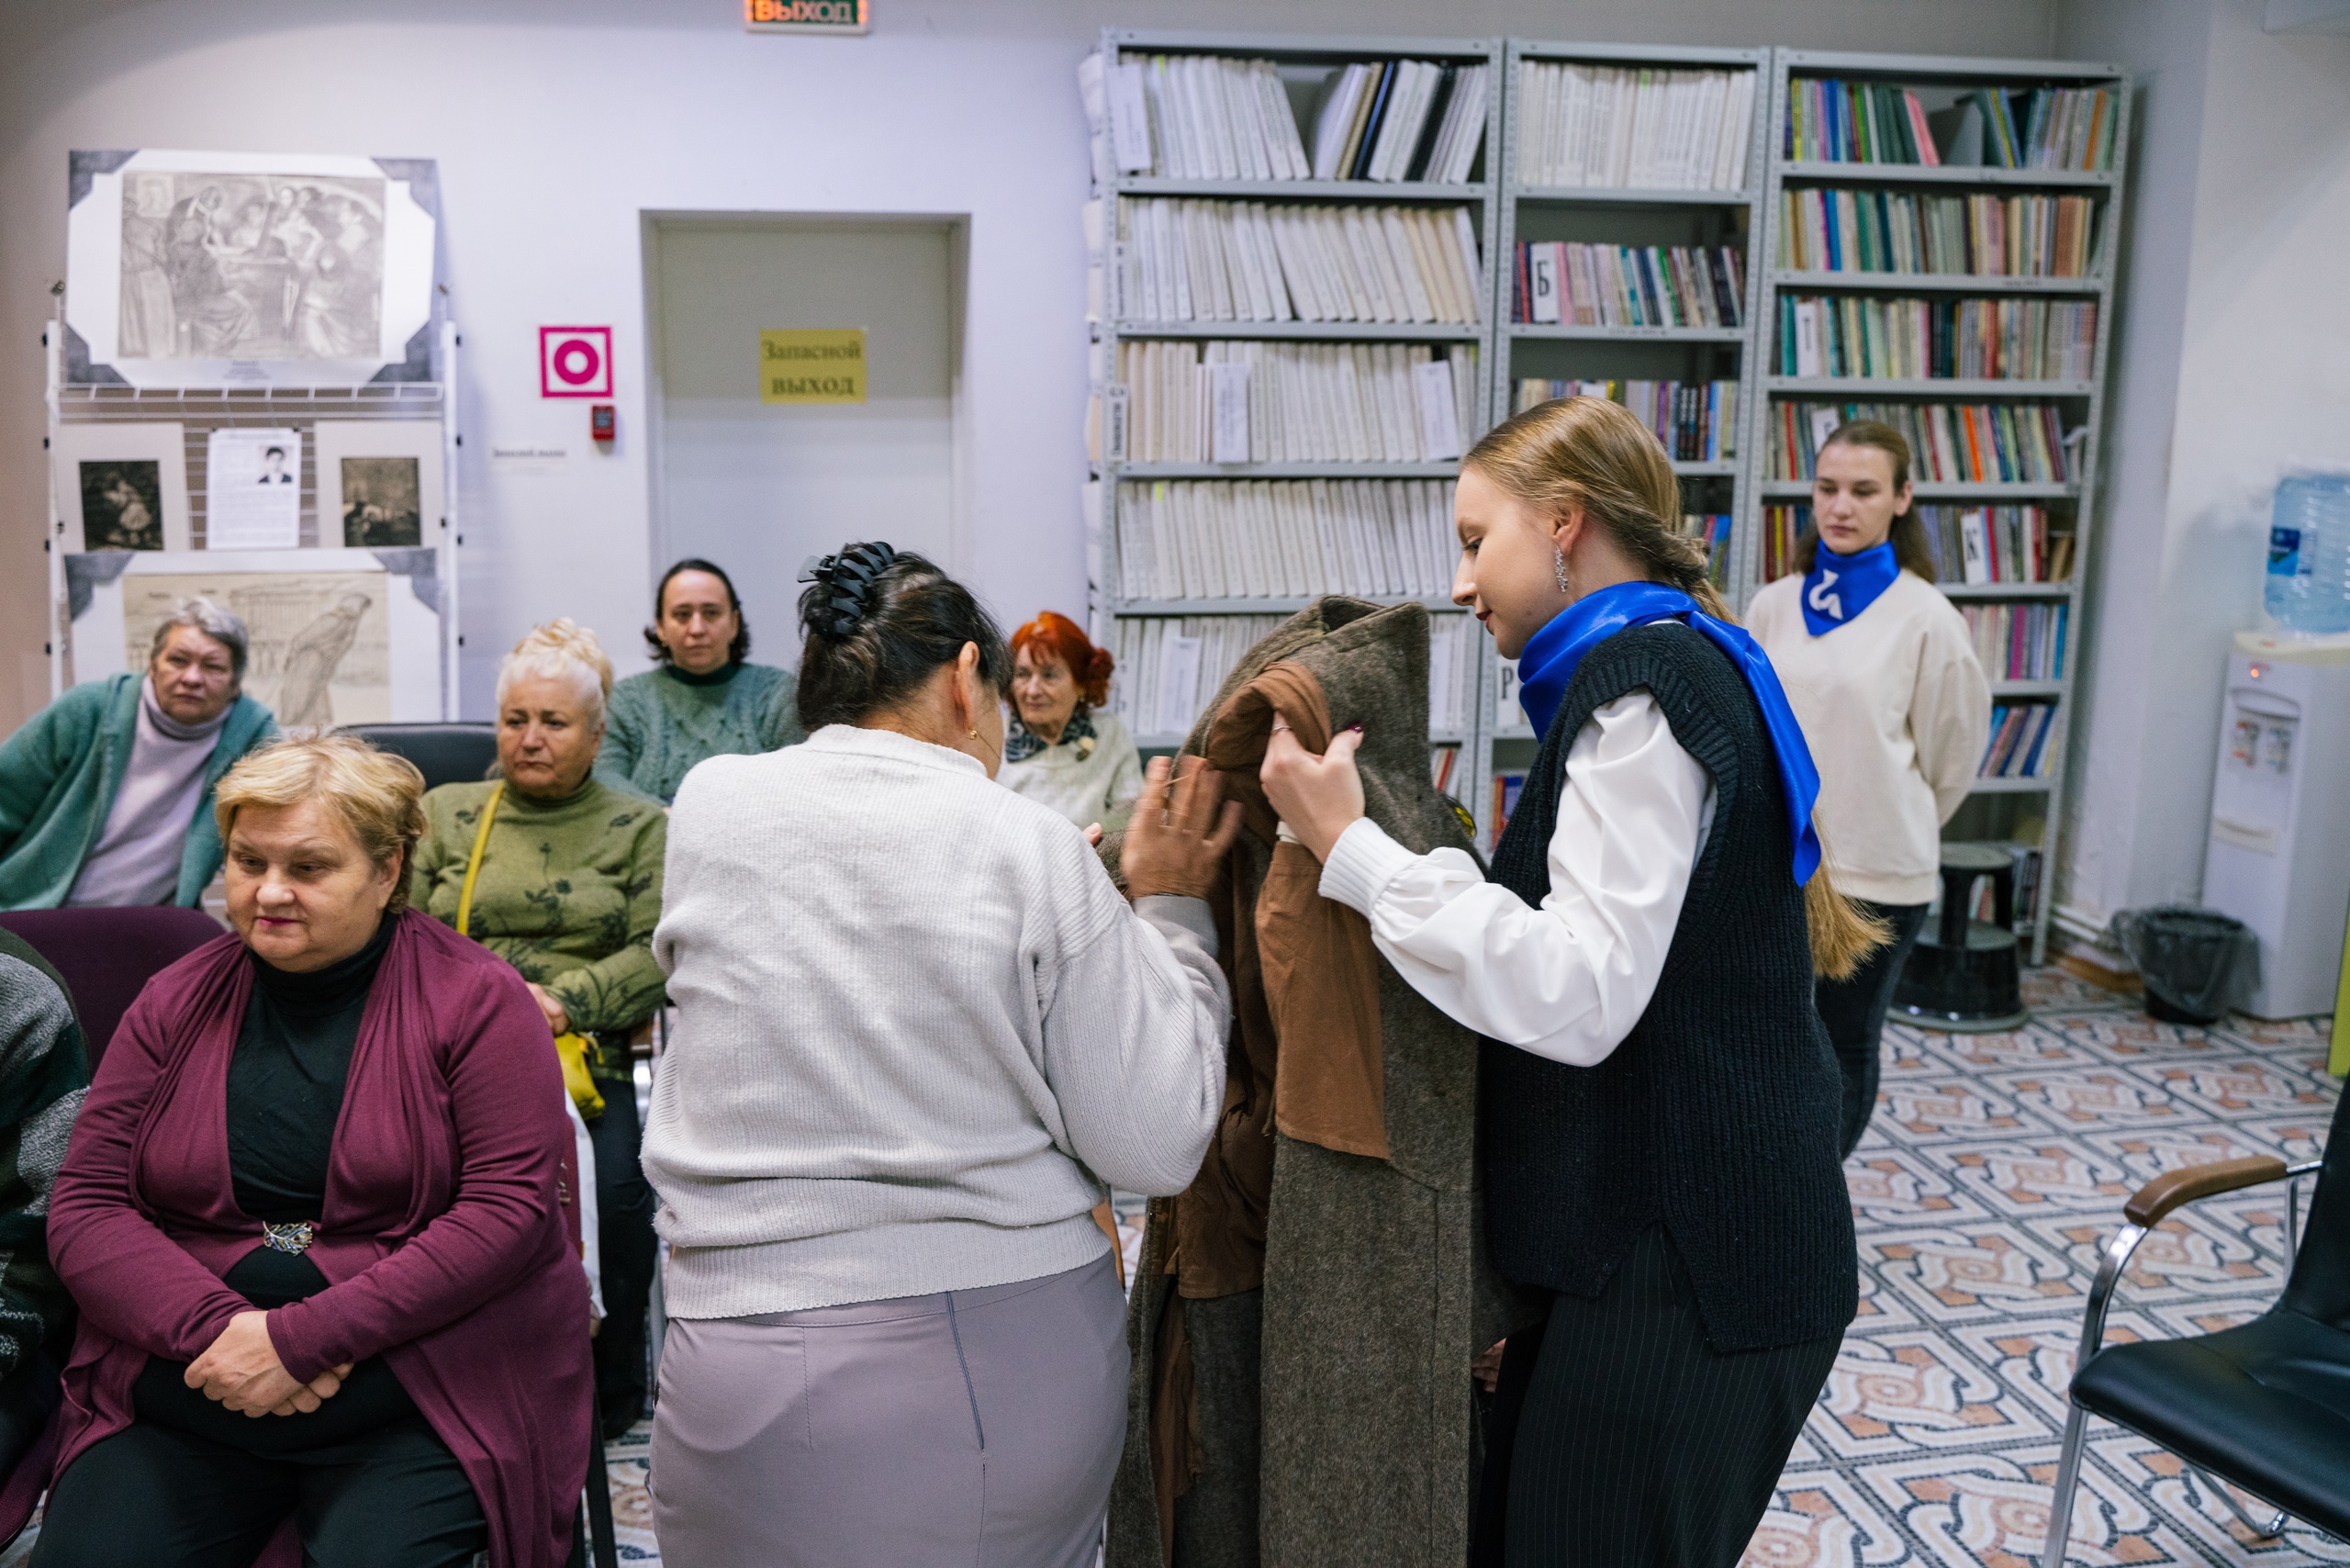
[454,782,506,939]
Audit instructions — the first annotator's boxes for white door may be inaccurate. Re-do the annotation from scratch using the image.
[646,216,960,655]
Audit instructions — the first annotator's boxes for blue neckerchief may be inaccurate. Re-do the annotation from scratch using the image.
[1516,581,1824,885]
[1798,541,1899,636]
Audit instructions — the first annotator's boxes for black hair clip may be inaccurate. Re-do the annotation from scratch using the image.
[798,542,898,638]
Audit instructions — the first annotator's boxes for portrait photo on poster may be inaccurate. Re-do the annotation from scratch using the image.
[64,151,439,389]
[313,419,443,550]
[206,427,303,550]
[50,420,192,552]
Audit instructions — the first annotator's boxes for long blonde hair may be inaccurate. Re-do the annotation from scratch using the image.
[1463,397,1886,980]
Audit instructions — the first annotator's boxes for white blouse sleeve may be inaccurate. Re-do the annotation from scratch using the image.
[1315,692,1713,1068]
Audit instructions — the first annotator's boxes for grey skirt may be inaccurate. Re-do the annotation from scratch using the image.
[650,1253,1127,1568]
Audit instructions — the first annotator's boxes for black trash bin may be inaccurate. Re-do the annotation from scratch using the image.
[2110,906,2261,1025]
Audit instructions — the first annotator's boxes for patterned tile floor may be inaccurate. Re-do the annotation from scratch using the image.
[35,969,2306,1568]
[1742,968,2342,1568]
[589,969,2341,1567]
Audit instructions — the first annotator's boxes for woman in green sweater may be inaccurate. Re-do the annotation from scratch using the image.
[597,559,803,803]
[410,618,666,1439]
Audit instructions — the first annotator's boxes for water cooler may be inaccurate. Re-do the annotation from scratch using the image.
[2200,630,2350,1017]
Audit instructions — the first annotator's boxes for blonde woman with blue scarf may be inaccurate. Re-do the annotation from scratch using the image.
[1747,420,1989,1158]
[1262,396,1882,1567]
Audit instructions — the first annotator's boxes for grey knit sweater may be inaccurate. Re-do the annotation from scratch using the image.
[642,723,1231,1317]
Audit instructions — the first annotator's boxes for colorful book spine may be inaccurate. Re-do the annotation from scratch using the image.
[1516,378,1739,463]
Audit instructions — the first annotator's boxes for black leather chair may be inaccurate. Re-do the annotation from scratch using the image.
[340,722,498,790]
[2042,1081,2345,1561]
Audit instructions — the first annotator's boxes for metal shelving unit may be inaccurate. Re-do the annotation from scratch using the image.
[1087,28,1504,782]
[1477,39,1772,844]
[40,318,465,718]
[1747,48,2132,961]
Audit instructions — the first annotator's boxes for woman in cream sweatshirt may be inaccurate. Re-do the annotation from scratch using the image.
[1748,420,1991,1155]
[641,542,1240,1568]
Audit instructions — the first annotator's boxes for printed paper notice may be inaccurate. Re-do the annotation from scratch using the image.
[760,330,867,404]
[207,428,302,549]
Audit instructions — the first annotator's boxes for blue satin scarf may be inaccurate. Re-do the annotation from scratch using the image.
[1798,541,1900,636]
[1516,581,1824,885]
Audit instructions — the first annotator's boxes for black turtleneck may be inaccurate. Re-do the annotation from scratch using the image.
[135,912,420,1446]
[662,659,740,688]
[223,913,393,1308]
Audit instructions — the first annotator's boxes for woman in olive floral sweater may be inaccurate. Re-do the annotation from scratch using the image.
[410,620,665,1439]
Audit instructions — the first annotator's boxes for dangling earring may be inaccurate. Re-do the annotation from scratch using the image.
[1553,546,1574,597]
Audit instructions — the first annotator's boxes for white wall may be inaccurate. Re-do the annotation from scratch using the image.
[2053,0,2350,935]
[0,0,2066,729]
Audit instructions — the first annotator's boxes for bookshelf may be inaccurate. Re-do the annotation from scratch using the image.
[1083,28,1504,773]
[1480,39,1772,845]
[1746,49,2131,962]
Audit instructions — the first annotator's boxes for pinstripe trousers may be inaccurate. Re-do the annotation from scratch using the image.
[1477,1227,1840,1568]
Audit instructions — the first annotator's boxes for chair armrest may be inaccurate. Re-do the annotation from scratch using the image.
[2122,1156,2289,1227]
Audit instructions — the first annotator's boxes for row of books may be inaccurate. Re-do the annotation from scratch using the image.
[1431,743,1462,794]
[1106,611,1479,738]
[1761,500,2076,585]
[1784,79,1941,166]
[1109,339,1477,465]
[1088,54,1310,184]
[1680,513,1734,589]
[1961,843,2044,930]
[1960,600,2071,682]
[1086,53,1492,186]
[1514,378,1740,465]
[1918,504,2075,586]
[1980,701,2061,779]
[1515,62,1756,191]
[1306,60,1491,184]
[1777,294,2099,382]
[1102,198,1483,324]
[1113,478,1460,602]
[1512,242,1745,329]
[1776,188,2102,278]
[1105,615,1285,739]
[1784,80,2118,172]
[1766,400,2073,485]
[1492,771,1528,841]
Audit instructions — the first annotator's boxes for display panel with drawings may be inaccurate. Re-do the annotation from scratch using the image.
[62,150,439,389]
[63,548,445,726]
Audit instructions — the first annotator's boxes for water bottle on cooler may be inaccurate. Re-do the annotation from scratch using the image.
[2265,468,2350,635]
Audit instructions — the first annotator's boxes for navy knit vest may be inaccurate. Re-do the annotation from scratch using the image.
[1482,622,1857,1351]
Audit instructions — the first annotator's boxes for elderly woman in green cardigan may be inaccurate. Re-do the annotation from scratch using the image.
[596,559,803,803]
[0,599,274,911]
[409,618,666,1439]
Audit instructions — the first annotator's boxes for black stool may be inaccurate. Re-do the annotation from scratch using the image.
[1892,844,2030,1032]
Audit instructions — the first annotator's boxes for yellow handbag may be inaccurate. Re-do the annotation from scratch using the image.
[455,782,607,1120]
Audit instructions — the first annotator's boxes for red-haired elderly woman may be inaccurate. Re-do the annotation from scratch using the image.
[997,611,1144,830]
[31,734,590,1568]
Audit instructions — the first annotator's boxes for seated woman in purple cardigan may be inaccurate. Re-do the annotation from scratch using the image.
[29,734,592,1568]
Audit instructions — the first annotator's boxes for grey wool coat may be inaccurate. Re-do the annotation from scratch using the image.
[1104,598,1519,1568]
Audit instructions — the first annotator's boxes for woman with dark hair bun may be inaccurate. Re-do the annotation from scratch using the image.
[999,610,1144,830]
[642,543,1243,1568]
[596,558,803,804]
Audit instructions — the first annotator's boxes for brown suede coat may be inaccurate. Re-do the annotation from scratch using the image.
[1104,599,1516,1568]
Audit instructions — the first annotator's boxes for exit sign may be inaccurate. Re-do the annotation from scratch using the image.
[744,0,867,32]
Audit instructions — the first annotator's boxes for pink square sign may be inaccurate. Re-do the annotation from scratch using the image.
[541,326,613,398]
